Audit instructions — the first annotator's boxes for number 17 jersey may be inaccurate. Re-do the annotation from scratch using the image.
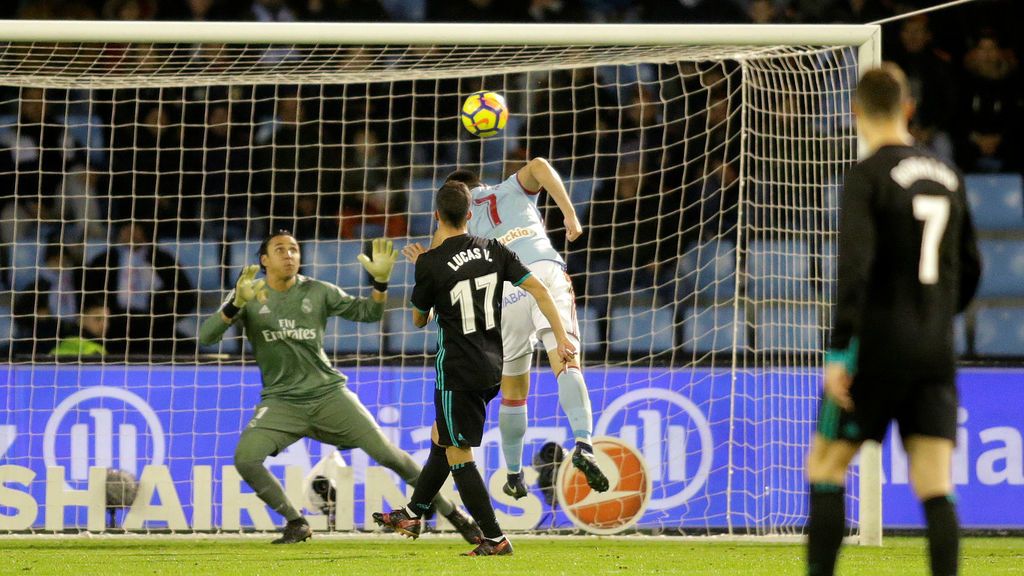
[410,234,533,391]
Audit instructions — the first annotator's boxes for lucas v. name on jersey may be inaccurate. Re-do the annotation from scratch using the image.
[447,247,494,272]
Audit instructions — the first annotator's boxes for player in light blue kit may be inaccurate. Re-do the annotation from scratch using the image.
[443,158,609,498]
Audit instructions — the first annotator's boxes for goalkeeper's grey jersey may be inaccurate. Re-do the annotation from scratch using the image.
[199,275,383,402]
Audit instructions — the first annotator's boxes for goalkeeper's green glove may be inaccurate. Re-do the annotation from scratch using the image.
[357,238,400,284]
[233,264,266,308]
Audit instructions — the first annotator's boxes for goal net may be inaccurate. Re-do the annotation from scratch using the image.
[0,22,877,536]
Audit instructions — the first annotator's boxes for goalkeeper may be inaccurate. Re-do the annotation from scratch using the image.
[199,231,482,545]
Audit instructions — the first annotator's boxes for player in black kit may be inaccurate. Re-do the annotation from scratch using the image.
[805,63,981,576]
[374,181,576,556]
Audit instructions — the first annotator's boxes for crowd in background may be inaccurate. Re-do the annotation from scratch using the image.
[0,0,1020,359]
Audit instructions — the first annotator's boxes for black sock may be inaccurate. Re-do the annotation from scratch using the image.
[451,461,502,540]
[407,444,450,518]
[576,441,593,454]
[923,495,959,576]
[807,483,845,576]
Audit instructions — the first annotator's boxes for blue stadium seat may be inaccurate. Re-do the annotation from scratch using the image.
[576,305,602,355]
[309,240,367,291]
[746,239,812,301]
[408,178,437,236]
[385,308,437,355]
[755,305,821,353]
[977,239,1024,298]
[226,240,262,283]
[163,241,223,291]
[974,306,1024,357]
[954,314,967,357]
[325,316,383,355]
[682,305,747,354]
[965,174,1024,231]
[568,178,595,206]
[8,242,42,290]
[0,307,12,349]
[608,305,675,354]
[678,240,738,302]
[387,237,431,295]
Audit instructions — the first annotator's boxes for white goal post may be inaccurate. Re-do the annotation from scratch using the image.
[0,21,881,540]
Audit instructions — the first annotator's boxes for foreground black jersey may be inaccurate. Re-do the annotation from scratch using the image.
[831,144,981,378]
[411,234,532,391]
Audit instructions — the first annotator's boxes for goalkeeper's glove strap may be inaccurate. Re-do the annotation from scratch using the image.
[372,280,388,293]
[222,301,241,319]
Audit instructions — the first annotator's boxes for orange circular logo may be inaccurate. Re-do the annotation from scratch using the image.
[555,437,651,534]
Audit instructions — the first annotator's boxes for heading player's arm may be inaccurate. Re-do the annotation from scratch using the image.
[198,264,263,345]
[826,168,876,410]
[517,157,583,242]
[518,274,577,363]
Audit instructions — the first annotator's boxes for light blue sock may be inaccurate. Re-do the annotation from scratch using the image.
[498,399,528,474]
[557,368,593,444]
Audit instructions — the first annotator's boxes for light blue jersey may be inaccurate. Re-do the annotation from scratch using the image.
[467,174,564,266]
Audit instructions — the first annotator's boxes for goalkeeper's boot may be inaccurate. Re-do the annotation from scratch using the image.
[572,444,610,493]
[462,536,514,557]
[271,518,312,544]
[502,471,528,500]
[372,508,422,539]
[444,508,484,544]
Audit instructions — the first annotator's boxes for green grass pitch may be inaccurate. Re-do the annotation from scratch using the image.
[1,536,1022,575]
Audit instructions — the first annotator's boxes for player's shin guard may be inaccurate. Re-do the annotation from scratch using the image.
[451,462,502,540]
[923,495,959,576]
[806,483,845,576]
[235,460,302,522]
[556,367,593,444]
[499,398,528,474]
[407,443,451,518]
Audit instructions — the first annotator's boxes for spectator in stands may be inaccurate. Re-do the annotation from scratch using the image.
[102,0,157,20]
[0,87,81,220]
[83,221,197,357]
[891,15,956,163]
[195,103,256,240]
[583,156,663,307]
[253,93,340,237]
[956,29,1022,173]
[301,0,390,21]
[0,194,57,245]
[524,0,585,23]
[109,103,195,237]
[10,281,60,358]
[822,0,891,23]
[246,0,299,21]
[50,302,110,358]
[338,127,407,238]
[38,242,83,321]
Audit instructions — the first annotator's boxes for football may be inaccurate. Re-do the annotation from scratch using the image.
[460,90,509,137]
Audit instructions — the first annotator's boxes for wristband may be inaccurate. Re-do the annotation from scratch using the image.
[372,280,388,293]
[222,301,241,319]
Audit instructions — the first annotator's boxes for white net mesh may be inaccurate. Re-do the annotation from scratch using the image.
[0,33,862,535]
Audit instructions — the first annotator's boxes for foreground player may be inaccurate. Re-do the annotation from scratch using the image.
[805,64,981,576]
[198,232,482,545]
[373,181,575,556]
[446,158,608,499]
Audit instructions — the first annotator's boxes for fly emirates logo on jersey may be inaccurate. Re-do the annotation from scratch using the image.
[261,318,317,343]
[447,247,493,271]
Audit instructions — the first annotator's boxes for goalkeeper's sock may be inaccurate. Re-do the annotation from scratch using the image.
[923,495,959,576]
[451,461,502,540]
[234,460,302,522]
[498,399,528,474]
[807,482,845,576]
[557,367,593,444]
[407,443,450,519]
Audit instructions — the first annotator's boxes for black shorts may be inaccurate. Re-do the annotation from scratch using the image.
[817,374,958,444]
[435,385,500,448]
